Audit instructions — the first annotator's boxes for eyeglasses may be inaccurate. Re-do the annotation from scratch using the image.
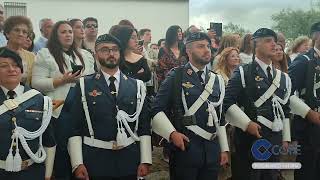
[85,24,98,29]
[0,62,20,70]
[97,47,120,54]
[12,27,29,36]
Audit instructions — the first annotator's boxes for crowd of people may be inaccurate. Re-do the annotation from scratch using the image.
[2,3,320,180]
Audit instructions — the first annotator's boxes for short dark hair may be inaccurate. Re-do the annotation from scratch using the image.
[118,19,134,28]
[138,28,151,38]
[157,38,165,47]
[83,17,98,26]
[109,25,135,50]
[3,16,33,40]
[69,18,82,28]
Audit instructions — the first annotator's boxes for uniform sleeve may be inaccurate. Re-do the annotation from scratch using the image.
[137,90,151,136]
[42,122,56,147]
[32,49,55,93]
[288,55,309,94]
[223,67,244,111]
[283,74,292,119]
[68,83,86,138]
[151,69,176,117]
[288,55,310,141]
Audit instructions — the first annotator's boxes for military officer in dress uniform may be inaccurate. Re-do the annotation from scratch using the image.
[289,22,320,180]
[224,28,320,180]
[151,32,229,180]
[0,47,56,180]
[67,34,152,180]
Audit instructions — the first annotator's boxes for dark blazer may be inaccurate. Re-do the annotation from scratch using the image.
[0,85,56,177]
[152,62,223,167]
[224,60,290,145]
[289,48,320,146]
[69,71,150,177]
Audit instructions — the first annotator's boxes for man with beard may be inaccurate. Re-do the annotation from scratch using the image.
[151,32,229,180]
[67,34,152,179]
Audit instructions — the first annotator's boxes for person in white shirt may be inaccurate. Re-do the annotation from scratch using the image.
[33,18,53,53]
[31,20,95,180]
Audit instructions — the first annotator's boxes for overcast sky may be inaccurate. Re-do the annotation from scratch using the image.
[190,0,313,32]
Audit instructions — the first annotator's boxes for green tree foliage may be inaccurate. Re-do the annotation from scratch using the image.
[272,8,320,39]
[223,22,250,36]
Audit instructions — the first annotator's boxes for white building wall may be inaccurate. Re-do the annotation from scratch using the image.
[1,0,189,43]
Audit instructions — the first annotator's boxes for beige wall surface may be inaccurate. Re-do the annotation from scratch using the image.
[1,0,189,44]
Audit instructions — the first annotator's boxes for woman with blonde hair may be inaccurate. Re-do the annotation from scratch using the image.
[212,34,240,69]
[214,47,241,83]
[289,36,310,60]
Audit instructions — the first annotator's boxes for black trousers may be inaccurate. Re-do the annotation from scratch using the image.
[0,163,45,180]
[232,128,281,180]
[295,144,320,180]
[169,133,219,180]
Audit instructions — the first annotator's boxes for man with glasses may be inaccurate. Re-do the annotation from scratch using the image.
[68,34,152,180]
[83,17,98,54]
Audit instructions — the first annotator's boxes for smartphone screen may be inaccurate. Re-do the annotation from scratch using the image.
[138,40,144,46]
[210,22,223,38]
[72,65,83,74]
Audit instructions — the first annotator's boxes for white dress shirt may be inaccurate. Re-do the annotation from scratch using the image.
[1,84,24,99]
[101,68,121,93]
[189,62,207,82]
[255,57,273,78]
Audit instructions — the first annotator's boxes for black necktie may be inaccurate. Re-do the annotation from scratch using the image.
[109,76,117,101]
[197,71,205,87]
[267,66,273,82]
[7,90,16,99]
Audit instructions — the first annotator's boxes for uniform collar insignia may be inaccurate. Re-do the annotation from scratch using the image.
[315,65,320,71]
[182,82,194,88]
[187,69,193,76]
[123,74,128,80]
[89,89,102,97]
[255,75,264,81]
[95,73,101,79]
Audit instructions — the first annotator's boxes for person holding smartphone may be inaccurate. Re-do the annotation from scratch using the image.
[110,25,151,83]
[31,20,95,179]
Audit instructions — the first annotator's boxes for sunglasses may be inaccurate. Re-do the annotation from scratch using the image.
[85,24,98,29]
